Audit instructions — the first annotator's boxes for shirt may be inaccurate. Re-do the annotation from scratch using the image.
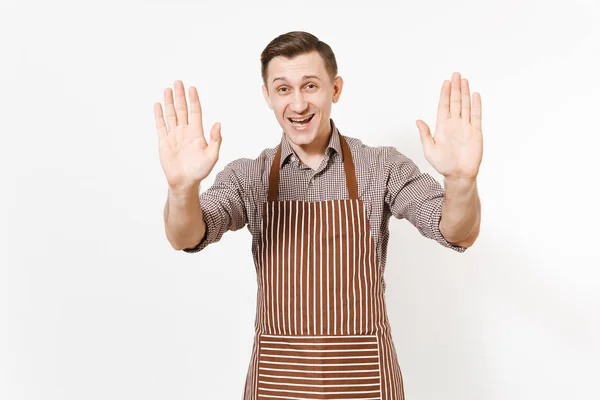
[183,119,467,291]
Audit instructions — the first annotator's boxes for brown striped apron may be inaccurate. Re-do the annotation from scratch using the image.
[244,135,405,400]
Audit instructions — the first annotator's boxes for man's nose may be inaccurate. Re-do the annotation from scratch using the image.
[290,92,308,113]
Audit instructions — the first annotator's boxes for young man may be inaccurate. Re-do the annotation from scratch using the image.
[154,31,482,400]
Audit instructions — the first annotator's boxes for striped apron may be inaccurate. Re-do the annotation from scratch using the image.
[244,135,405,400]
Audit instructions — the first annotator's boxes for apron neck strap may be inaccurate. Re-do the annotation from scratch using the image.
[268,133,358,201]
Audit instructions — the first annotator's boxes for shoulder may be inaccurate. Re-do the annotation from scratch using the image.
[342,134,410,169]
[219,143,277,173]
[212,143,278,189]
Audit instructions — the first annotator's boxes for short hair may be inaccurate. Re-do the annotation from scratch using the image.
[260,31,338,86]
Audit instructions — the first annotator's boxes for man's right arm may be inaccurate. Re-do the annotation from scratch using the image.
[164,184,207,251]
[163,158,250,253]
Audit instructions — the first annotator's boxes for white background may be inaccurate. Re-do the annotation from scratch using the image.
[1,0,599,399]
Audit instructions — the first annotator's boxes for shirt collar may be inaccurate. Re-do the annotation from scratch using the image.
[279,118,343,168]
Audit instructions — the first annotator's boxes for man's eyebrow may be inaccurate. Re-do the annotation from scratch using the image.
[272,75,321,83]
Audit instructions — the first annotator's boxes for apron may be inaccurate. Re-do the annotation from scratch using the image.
[243,135,405,400]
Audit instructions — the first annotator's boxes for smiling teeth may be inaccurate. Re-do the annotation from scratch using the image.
[291,116,311,122]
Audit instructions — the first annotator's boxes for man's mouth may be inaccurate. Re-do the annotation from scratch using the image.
[288,114,314,127]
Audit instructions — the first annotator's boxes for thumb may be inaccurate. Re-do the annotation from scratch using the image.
[207,122,222,158]
[415,119,434,153]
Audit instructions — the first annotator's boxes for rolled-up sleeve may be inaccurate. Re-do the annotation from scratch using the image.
[384,148,467,253]
[183,159,249,253]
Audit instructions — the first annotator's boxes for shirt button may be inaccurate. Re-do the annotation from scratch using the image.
[291,156,296,162]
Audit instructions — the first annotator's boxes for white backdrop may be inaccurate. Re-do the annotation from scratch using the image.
[1,0,599,399]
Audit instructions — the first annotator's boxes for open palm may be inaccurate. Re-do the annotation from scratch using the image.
[154,80,222,192]
[416,72,483,181]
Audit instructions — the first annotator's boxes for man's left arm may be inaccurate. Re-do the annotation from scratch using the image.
[415,71,484,249]
[439,177,481,248]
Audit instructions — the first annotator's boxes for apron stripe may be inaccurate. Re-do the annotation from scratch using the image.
[350,199,357,335]
[294,201,299,335]
[332,199,338,336]
[344,199,351,335]
[319,201,325,335]
[276,200,282,335]
[312,202,318,336]
[356,198,365,333]
[311,202,317,335]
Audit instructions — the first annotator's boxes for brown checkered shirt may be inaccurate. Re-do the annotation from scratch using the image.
[184,119,467,291]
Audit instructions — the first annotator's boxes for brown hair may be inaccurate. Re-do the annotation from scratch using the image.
[260,31,338,87]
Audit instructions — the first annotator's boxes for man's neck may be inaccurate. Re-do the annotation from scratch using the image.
[287,125,332,171]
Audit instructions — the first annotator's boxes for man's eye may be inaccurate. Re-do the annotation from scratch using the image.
[278,87,288,93]
[306,84,317,89]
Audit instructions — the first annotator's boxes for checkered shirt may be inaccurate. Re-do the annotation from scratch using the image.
[183,119,467,291]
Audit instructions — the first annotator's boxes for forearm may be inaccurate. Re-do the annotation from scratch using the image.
[164,184,206,250]
[439,177,481,247]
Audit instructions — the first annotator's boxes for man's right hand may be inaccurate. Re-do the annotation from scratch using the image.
[154,80,222,193]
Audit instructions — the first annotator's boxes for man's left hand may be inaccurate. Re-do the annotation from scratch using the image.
[416,72,483,181]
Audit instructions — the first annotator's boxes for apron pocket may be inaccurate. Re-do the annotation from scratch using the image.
[256,334,382,399]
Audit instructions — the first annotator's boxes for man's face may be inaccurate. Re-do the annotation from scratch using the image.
[262,51,343,151]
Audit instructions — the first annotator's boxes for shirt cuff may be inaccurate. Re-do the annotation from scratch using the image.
[182,197,226,253]
[428,197,468,253]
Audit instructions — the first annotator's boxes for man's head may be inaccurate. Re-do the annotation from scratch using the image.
[261,31,343,154]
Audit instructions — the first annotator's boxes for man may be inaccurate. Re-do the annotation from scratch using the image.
[154,31,481,400]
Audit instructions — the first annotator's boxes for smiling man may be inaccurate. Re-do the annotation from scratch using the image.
[154,31,482,400]
[261,49,342,171]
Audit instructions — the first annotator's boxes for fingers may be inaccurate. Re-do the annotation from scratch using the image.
[207,122,222,158]
[437,80,451,122]
[471,92,482,131]
[189,86,203,131]
[438,73,476,124]
[163,87,177,131]
[450,72,461,118]
[187,86,207,147]
[157,82,223,152]
[174,80,189,125]
[154,102,168,140]
[461,78,471,122]
[416,119,434,152]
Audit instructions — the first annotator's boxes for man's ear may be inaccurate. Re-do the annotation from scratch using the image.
[262,84,273,109]
[332,76,344,103]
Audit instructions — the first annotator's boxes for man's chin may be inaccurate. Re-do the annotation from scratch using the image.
[286,134,315,147]
[284,126,312,140]
[282,118,327,147]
